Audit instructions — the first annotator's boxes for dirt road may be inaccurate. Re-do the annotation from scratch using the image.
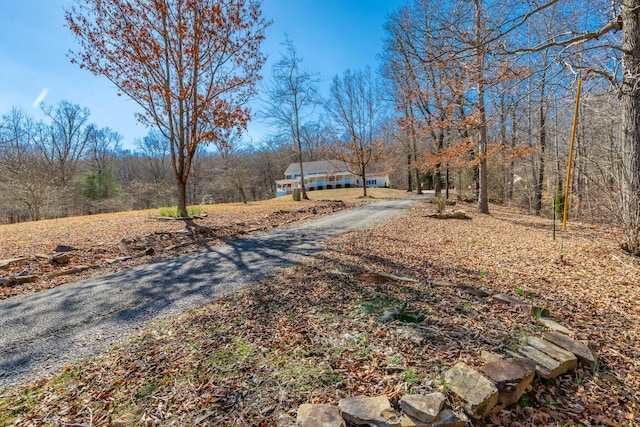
[0,198,420,388]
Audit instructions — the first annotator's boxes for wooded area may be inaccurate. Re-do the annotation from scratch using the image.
[1,0,639,253]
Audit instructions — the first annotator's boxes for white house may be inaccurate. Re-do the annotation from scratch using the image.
[275,160,390,197]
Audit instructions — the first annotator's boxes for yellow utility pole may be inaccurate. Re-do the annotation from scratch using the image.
[563,73,588,230]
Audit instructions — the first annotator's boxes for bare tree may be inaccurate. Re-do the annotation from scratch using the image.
[35,101,92,187]
[262,37,320,200]
[325,68,386,197]
[67,0,269,217]
[0,108,53,221]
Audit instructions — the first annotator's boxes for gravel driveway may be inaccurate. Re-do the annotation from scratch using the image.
[0,198,419,388]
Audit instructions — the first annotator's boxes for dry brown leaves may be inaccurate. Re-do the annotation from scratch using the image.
[0,200,351,299]
[1,199,639,426]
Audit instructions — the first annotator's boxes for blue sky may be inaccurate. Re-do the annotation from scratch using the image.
[0,0,405,150]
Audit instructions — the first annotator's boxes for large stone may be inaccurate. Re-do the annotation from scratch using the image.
[480,350,504,363]
[517,337,577,380]
[539,317,574,336]
[400,408,468,427]
[527,336,577,370]
[338,395,400,426]
[480,359,536,410]
[0,257,28,270]
[432,409,468,427]
[51,253,70,265]
[11,275,39,285]
[544,331,597,369]
[443,362,498,418]
[54,245,76,252]
[399,392,445,423]
[296,404,345,427]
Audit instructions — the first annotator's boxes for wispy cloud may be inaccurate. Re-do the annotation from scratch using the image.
[32,88,49,108]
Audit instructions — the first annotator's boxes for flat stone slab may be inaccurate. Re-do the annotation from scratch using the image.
[443,362,498,418]
[517,337,577,380]
[297,403,345,427]
[539,317,574,336]
[400,408,468,427]
[480,350,504,363]
[527,336,577,368]
[0,257,28,270]
[338,395,400,426]
[481,359,536,409]
[399,392,445,423]
[544,331,597,369]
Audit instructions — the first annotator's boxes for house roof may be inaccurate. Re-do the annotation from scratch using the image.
[284,160,347,176]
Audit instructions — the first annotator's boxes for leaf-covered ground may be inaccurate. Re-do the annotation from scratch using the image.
[0,189,390,299]
[1,197,639,426]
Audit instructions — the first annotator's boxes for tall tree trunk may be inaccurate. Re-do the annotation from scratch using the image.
[620,3,640,254]
[499,91,508,202]
[474,0,489,214]
[362,163,368,197]
[534,81,546,216]
[407,153,413,192]
[508,107,516,202]
[434,131,444,195]
[177,179,188,217]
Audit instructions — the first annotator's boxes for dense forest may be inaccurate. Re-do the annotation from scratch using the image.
[0,1,635,252]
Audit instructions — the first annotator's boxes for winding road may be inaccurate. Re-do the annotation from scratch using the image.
[0,198,420,388]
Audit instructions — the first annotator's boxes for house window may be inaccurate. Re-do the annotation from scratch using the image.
[366,179,376,186]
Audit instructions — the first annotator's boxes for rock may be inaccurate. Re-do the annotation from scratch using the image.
[0,257,28,270]
[12,274,38,285]
[458,285,489,298]
[517,337,577,380]
[338,395,400,426]
[0,278,10,287]
[443,362,499,418]
[480,358,536,410]
[544,331,597,369]
[399,414,430,427]
[141,247,155,256]
[480,350,504,363]
[527,336,577,369]
[54,245,76,253]
[276,413,296,427]
[17,268,35,277]
[539,317,574,336]
[430,409,469,427]
[296,403,345,427]
[51,253,70,265]
[399,392,446,423]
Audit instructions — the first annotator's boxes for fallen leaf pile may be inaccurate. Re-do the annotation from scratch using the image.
[0,198,638,426]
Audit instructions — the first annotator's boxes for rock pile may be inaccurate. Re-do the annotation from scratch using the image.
[279,280,598,426]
